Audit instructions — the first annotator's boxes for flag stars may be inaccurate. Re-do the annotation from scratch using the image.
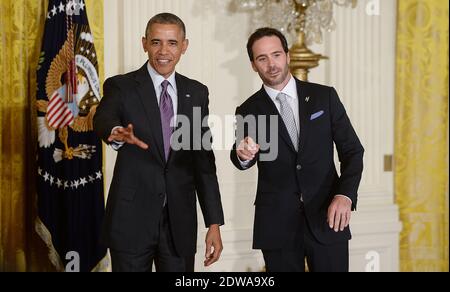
[40,170,102,188]
[79,0,85,11]
[80,177,87,187]
[47,2,73,19]
[66,0,73,10]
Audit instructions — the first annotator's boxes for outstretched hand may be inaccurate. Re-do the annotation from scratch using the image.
[237,137,260,161]
[108,124,149,150]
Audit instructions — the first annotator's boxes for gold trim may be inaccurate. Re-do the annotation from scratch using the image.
[91,252,111,272]
[384,155,393,172]
[71,105,97,132]
[45,30,74,99]
[35,216,110,272]
[36,100,48,113]
[35,217,65,272]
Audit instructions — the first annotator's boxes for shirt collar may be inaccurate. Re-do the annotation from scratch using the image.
[147,62,177,94]
[263,74,298,102]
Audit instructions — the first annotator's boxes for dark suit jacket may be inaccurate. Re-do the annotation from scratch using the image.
[94,63,224,256]
[230,78,364,249]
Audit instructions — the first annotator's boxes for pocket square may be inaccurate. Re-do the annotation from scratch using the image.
[310,111,324,120]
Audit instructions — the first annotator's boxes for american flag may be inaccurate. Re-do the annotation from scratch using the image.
[35,0,107,272]
[47,91,75,129]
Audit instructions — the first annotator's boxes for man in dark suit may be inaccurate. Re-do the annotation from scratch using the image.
[230,28,364,272]
[94,13,224,272]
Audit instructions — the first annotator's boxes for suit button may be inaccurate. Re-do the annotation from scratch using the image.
[296,165,302,170]
[159,193,165,198]
[164,168,169,174]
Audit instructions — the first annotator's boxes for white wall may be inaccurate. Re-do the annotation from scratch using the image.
[104,0,402,272]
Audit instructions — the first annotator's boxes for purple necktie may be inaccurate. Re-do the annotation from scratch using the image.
[160,80,174,161]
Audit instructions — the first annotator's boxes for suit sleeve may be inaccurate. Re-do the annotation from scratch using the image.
[194,86,225,227]
[230,106,258,170]
[330,87,364,210]
[93,78,123,144]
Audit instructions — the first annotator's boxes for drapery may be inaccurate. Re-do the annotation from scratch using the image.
[395,0,449,272]
[0,0,104,272]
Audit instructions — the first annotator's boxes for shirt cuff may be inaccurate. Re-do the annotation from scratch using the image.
[335,195,353,204]
[237,153,251,169]
[110,126,125,150]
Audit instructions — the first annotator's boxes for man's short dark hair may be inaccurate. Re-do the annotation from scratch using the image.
[247,27,289,61]
[145,13,186,39]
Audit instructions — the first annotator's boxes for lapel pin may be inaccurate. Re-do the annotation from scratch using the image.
[186,94,191,98]
[305,96,310,103]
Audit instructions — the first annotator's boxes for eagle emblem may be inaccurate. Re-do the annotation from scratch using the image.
[37,25,101,162]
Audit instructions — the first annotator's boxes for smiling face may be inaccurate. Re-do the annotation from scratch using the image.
[142,23,189,79]
[251,36,291,90]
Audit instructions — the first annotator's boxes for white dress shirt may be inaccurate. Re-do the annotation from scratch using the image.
[147,63,178,120]
[110,63,178,150]
[263,75,300,133]
[238,74,299,166]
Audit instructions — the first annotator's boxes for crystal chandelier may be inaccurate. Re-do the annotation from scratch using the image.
[233,0,357,80]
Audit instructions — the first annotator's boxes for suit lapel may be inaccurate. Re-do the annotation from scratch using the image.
[167,73,191,164]
[258,87,297,153]
[174,73,190,126]
[134,63,165,164]
[296,78,310,152]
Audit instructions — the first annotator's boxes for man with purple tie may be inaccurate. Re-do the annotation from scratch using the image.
[94,13,224,272]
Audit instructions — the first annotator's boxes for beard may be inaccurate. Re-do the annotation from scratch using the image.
[259,63,290,88]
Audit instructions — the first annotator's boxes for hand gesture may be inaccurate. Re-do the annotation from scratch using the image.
[237,137,260,161]
[108,124,149,150]
[204,224,223,267]
[327,196,352,232]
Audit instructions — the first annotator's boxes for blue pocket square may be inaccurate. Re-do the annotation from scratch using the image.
[310,111,324,120]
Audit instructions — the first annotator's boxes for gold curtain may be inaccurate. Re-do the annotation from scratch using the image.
[395,0,449,272]
[0,0,104,272]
